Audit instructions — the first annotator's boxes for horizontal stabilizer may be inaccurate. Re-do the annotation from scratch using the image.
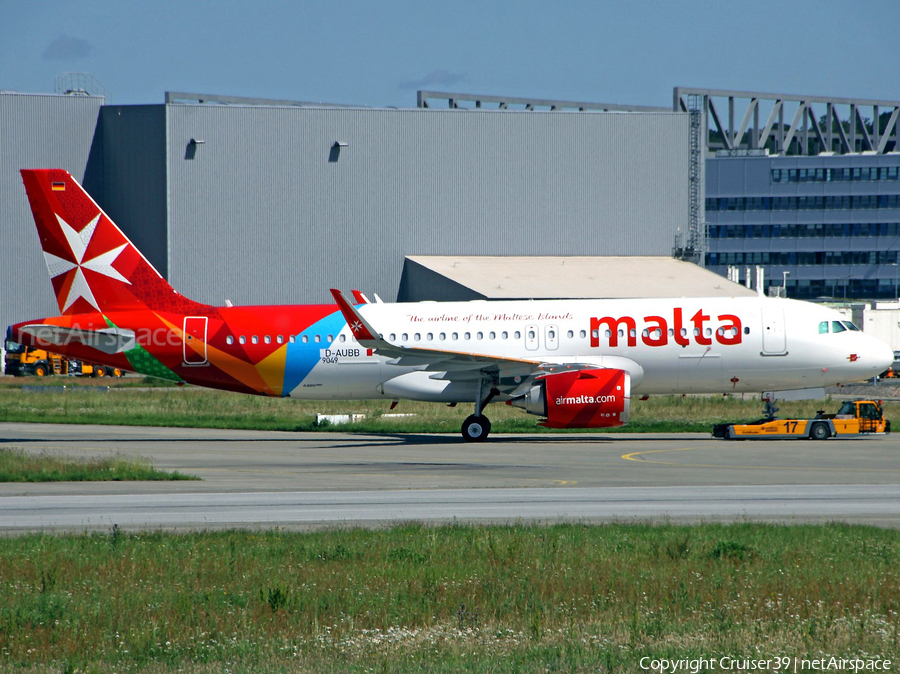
[17,324,136,355]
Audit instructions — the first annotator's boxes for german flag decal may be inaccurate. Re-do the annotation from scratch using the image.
[51,182,66,191]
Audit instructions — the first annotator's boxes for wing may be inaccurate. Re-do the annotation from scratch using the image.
[329,290,634,393]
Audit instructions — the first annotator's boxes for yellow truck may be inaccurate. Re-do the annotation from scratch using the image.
[4,343,123,378]
[713,399,890,440]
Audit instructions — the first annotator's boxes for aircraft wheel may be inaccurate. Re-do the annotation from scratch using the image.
[809,422,830,441]
[462,415,491,442]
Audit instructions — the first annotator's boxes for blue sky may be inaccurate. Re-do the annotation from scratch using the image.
[2,1,898,108]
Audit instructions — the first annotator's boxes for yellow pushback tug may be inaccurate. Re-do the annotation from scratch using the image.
[713,399,891,440]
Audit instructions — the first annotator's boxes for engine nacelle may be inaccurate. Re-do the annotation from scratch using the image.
[508,368,630,429]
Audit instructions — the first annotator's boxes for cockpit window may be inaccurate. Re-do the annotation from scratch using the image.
[832,321,847,333]
[843,322,860,331]
[818,321,829,334]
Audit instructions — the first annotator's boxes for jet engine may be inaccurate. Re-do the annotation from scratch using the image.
[508,368,630,428]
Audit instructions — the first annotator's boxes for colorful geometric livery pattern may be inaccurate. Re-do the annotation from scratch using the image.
[12,170,352,397]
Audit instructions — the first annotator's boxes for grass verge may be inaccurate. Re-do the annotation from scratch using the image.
[0,447,197,482]
[1,385,897,434]
[0,523,897,671]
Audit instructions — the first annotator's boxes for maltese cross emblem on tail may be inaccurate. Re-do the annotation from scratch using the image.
[43,213,130,312]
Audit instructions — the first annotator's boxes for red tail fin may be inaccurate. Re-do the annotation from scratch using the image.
[21,169,203,315]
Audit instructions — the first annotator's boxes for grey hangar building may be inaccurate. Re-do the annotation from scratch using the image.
[1,86,899,341]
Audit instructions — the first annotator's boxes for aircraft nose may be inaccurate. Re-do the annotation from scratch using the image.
[873,337,895,373]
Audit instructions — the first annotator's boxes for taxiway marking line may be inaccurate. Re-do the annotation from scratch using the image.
[620,446,900,473]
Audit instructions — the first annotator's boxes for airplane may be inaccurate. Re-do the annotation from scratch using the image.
[7,169,894,441]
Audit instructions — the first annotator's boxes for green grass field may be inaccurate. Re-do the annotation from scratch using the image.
[0,447,196,482]
[0,523,897,672]
[1,381,896,434]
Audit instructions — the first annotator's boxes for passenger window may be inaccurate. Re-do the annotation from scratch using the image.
[239,336,246,344]
[579,330,586,338]
[514,331,522,339]
[226,336,234,345]
[592,329,599,339]
[339,335,346,342]
[489,331,496,340]
[528,330,536,340]
[832,321,846,333]
[414,333,421,341]
[502,331,508,339]
[452,332,459,340]
[264,335,271,344]
[251,335,259,344]
[402,333,408,341]
[548,330,555,340]
[439,332,446,340]
[390,333,396,341]
[327,335,333,342]
[567,330,574,339]
[427,333,433,341]
[314,335,321,343]
[464,332,471,340]
[277,335,284,344]
[302,335,309,343]
[289,336,296,344]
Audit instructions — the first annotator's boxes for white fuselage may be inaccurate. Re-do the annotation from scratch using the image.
[284,296,893,402]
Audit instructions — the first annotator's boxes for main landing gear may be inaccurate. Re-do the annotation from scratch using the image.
[461,381,499,442]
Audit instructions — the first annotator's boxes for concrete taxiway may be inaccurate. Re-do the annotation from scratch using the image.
[1,423,899,530]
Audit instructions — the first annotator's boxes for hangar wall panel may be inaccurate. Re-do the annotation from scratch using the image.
[0,93,103,336]
[100,105,168,277]
[165,106,689,305]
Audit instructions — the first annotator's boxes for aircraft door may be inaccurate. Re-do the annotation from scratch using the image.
[525,324,539,351]
[183,316,208,365]
[761,307,787,355]
[545,324,559,351]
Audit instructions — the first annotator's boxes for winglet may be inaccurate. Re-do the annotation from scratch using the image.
[330,289,379,343]
[351,290,370,304]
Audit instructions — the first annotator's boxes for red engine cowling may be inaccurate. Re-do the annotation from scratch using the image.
[508,368,630,429]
